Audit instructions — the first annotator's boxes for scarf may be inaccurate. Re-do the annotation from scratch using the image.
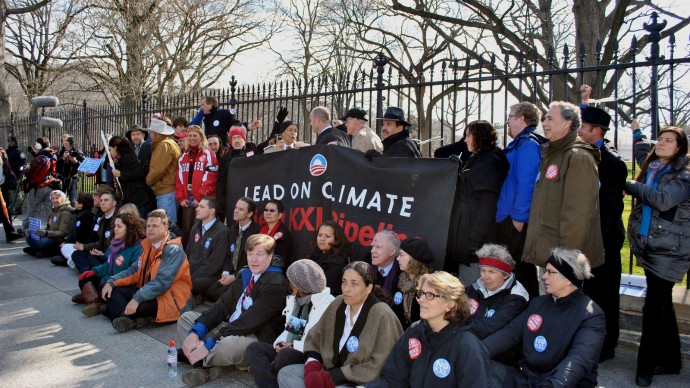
[286,294,313,343]
[107,238,126,276]
[397,272,419,322]
[260,220,283,237]
[640,159,670,240]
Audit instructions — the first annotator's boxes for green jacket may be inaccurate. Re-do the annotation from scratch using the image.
[523,130,604,268]
[92,243,143,284]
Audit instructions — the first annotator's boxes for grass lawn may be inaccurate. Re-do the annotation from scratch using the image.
[621,161,688,286]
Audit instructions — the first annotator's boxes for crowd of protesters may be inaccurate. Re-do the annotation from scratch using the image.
[2,86,688,387]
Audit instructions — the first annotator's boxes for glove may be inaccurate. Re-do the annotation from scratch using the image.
[304,361,335,388]
[204,337,217,351]
[276,107,289,123]
[36,229,47,237]
[78,270,95,281]
[189,322,209,339]
[364,149,382,161]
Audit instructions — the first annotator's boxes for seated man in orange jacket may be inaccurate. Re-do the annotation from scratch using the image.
[101,209,192,333]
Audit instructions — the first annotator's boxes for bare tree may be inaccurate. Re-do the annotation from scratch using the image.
[0,0,51,117]
[4,0,89,110]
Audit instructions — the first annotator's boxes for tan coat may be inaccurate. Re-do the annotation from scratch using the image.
[352,126,383,154]
[146,135,181,195]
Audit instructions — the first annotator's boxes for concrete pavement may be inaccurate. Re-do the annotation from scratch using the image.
[1,234,689,387]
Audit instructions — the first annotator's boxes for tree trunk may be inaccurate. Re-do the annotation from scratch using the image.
[0,7,13,119]
[573,0,604,95]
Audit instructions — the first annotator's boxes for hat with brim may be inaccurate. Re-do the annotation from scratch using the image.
[376,106,411,126]
[125,125,149,141]
[146,119,175,136]
[581,106,611,131]
[340,107,368,122]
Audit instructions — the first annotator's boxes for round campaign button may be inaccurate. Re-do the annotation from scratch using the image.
[485,309,496,318]
[104,231,111,239]
[469,298,479,315]
[346,336,359,353]
[408,338,422,360]
[393,291,403,305]
[115,255,124,266]
[76,221,81,227]
[527,314,543,332]
[432,358,451,378]
[213,120,220,127]
[243,296,253,310]
[545,164,559,180]
[194,233,200,243]
[205,238,211,249]
[534,335,548,353]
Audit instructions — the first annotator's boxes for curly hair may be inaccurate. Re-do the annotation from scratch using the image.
[112,213,145,247]
[404,257,433,278]
[417,271,470,324]
[466,120,498,153]
[314,220,355,258]
[636,126,689,182]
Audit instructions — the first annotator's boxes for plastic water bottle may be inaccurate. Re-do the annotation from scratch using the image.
[167,340,178,377]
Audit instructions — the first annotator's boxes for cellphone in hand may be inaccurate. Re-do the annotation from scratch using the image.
[276,134,282,141]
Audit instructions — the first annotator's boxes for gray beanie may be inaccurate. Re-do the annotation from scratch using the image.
[287,259,327,294]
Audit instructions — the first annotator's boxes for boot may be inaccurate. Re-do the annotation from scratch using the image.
[71,292,85,304]
[81,282,102,317]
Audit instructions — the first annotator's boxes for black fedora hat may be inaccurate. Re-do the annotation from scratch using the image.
[581,106,611,131]
[126,124,149,141]
[376,106,411,126]
[339,107,368,122]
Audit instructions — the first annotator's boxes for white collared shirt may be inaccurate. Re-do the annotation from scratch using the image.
[378,260,395,277]
[228,273,261,322]
[201,218,217,234]
[338,303,363,351]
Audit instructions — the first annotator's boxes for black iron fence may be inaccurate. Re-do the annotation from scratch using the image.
[1,13,689,282]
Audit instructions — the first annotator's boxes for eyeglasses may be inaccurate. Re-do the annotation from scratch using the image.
[507,114,518,120]
[264,209,278,213]
[415,290,442,301]
[545,269,560,276]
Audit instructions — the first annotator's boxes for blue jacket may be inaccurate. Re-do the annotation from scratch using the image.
[496,126,542,223]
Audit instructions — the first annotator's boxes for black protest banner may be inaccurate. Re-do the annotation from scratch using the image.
[227,144,457,269]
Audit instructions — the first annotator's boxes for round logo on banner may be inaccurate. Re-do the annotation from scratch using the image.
[432,358,451,378]
[469,298,479,315]
[309,154,327,176]
[205,239,211,249]
[346,336,359,353]
[527,314,543,332]
[213,120,220,127]
[534,335,548,352]
[545,164,559,180]
[243,296,253,310]
[115,255,124,266]
[76,221,81,227]
[408,338,422,359]
[485,309,496,318]
[194,233,200,243]
[104,231,111,239]
[394,291,403,305]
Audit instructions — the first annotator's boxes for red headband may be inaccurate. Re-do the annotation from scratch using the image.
[478,257,512,274]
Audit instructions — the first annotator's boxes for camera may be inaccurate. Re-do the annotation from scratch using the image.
[69,149,79,157]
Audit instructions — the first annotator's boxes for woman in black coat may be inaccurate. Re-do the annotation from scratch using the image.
[444,120,509,286]
[109,136,154,217]
[306,220,353,296]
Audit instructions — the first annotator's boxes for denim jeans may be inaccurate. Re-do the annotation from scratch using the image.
[155,191,178,223]
[26,236,59,251]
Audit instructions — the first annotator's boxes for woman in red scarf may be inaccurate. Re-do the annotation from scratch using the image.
[260,199,294,268]
[175,125,218,245]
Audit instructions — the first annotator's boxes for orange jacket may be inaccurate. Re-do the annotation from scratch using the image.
[113,234,192,323]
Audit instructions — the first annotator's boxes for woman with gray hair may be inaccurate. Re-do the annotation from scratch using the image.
[482,247,605,387]
[466,244,529,371]
[23,190,74,258]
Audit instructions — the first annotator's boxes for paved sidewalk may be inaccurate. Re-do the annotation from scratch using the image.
[1,235,688,387]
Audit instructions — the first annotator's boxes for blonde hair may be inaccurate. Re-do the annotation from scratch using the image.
[245,234,276,254]
[117,203,141,220]
[187,125,208,149]
[417,271,470,323]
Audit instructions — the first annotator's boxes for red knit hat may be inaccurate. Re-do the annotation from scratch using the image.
[229,127,246,142]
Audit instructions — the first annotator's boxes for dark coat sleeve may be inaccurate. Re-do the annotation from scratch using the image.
[469,294,528,340]
[137,142,152,173]
[118,154,147,181]
[369,328,414,387]
[625,170,690,212]
[482,307,527,358]
[599,147,627,240]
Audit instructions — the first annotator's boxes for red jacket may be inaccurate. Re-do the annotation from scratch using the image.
[175,147,218,203]
[26,149,57,189]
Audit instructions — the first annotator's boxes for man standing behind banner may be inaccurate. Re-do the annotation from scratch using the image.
[332,107,383,153]
[221,197,262,286]
[126,125,151,173]
[145,119,181,223]
[310,106,351,147]
[522,102,603,287]
[372,107,422,158]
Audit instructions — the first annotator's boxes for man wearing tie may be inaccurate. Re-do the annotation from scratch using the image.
[370,230,406,327]
[176,234,288,386]
[221,197,261,285]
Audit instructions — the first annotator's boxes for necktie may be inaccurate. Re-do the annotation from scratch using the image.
[379,268,385,276]
[241,276,255,312]
[232,228,243,272]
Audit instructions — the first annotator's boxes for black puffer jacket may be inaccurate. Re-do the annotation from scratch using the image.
[381,130,421,158]
[626,140,690,283]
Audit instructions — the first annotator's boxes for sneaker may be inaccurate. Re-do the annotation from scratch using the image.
[135,317,150,329]
[181,366,222,387]
[112,317,137,333]
[50,256,68,266]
